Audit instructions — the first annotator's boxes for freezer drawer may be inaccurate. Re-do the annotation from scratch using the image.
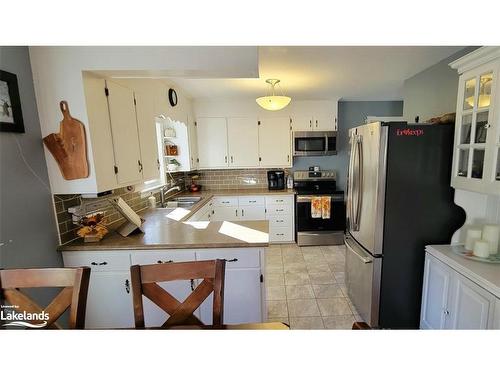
[345,235,381,327]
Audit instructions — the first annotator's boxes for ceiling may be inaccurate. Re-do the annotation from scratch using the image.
[169,46,465,101]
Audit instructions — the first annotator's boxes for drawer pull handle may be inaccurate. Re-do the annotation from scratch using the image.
[276,233,284,236]
[276,199,283,202]
[91,261,108,266]
[190,279,195,291]
[276,220,284,223]
[157,260,173,264]
[125,279,130,294]
[276,209,284,212]
[249,200,257,203]
[223,258,238,262]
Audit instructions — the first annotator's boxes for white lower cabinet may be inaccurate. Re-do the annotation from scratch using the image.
[421,253,498,329]
[85,271,134,329]
[196,248,265,324]
[62,246,265,328]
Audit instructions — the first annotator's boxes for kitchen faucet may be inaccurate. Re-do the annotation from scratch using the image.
[159,185,181,207]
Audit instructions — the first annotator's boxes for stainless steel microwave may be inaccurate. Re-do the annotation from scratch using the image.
[293,131,337,156]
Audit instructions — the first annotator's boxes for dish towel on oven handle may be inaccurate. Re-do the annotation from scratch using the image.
[311,196,322,218]
[321,196,331,219]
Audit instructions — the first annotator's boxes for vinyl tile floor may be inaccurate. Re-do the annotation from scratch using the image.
[265,243,362,330]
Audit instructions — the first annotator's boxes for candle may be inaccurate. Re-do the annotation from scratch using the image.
[473,240,491,258]
[465,228,482,251]
[482,224,500,255]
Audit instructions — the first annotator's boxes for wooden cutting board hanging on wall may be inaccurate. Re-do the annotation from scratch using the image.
[43,101,89,180]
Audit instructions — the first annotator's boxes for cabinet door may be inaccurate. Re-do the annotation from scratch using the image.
[447,273,494,329]
[313,115,336,131]
[211,206,239,221]
[258,117,291,167]
[196,117,228,168]
[240,205,266,220]
[292,115,313,131]
[227,118,259,167]
[199,268,263,325]
[420,255,452,329]
[131,251,196,327]
[85,271,134,329]
[134,90,160,181]
[188,115,199,170]
[106,80,143,185]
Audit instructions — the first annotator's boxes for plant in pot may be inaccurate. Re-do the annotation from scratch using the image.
[167,158,181,172]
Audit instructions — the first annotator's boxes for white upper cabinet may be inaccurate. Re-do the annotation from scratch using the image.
[450,47,500,195]
[105,80,143,186]
[197,117,229,169]
[227,118,260,167]
[292,115,314,131]
[314,114,337,131]
[258,117,292,167]
[134,89,160,181]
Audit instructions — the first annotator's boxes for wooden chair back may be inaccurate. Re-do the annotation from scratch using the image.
[0,267,91,329]
[130,259,226,328]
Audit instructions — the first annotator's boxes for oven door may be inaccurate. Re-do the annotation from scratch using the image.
[296,194,344,232]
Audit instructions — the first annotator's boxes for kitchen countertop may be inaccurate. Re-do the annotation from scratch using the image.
[59,188,294,252]
[60,208,269,251]
[425,244,500,298]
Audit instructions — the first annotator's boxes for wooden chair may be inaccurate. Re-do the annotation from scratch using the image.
[0,267,90,329]
[130,259,226,328]
[352,321,372,329]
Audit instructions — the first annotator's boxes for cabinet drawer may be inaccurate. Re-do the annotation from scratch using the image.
[213,196,238,207]
[266,195,294,206]
[266,204,292,216]
[267,214,292,228]
[130,250,196,265]
[269,227,294,242]
[238,196,265,206]
[195,248,261,269]
[62,251,131,272]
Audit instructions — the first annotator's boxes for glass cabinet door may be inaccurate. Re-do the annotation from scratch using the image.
[455,69,494,181]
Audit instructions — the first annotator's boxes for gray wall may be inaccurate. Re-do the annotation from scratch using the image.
[293,101,403,190]
[0,47,62,288]
[402,46,478,122]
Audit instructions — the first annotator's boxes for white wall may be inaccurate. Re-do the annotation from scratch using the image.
[451,189,500,243]
[29,47,258,194]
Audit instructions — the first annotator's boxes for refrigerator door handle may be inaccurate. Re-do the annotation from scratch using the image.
[347,134,356,231]
[354,136,363,230]
[345,236,373,263]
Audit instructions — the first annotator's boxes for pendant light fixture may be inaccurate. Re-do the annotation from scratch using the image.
[256,79,291,111]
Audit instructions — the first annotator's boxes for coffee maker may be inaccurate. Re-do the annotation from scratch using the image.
[267,170,285,190]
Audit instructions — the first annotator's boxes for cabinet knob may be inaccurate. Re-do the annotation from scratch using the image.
[484,123,491,129]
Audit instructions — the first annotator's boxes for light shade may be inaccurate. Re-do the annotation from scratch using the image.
[256,95,291,111]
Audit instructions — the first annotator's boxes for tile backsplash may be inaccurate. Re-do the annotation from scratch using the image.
[191,168,290,190]
[54,187,160,245]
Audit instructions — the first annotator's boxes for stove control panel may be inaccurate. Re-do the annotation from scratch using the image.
[294,170,336,181]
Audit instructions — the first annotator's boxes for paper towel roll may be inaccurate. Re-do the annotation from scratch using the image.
[482,224,500,255]
[473,240,490,258]
[465,228,482,251]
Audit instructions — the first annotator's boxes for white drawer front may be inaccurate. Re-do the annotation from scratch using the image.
[62,251,131,271]
[213,196,239,207]
[266,195,294,206]
[131,250,196,265]
[266,204,292,216]
[238,196,265,206]
[195,248,261,269]
[267,214,292,228]
[269,227,294,242]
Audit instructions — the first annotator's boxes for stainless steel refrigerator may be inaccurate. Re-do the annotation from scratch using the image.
[345,121,465,329]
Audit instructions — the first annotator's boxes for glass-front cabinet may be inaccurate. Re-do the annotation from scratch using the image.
[450,47,500,195]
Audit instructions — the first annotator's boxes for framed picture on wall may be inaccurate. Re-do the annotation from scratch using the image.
[0,69,25,133]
